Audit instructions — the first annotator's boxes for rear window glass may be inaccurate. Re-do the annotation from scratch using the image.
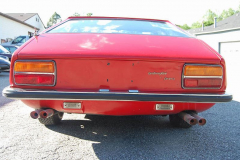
[48,19,192,38]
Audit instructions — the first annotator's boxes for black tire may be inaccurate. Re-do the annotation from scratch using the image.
[169,114,192,128]
[38,112,64,126]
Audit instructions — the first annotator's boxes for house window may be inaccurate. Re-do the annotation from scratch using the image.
[36,18,38,22]
[28,32,34,38]
[1,39,6,44]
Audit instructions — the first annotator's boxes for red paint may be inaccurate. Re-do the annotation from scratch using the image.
[18,34,220,63]
[8,17,228,116]
[11,59,226,93]
[21,100,214,115]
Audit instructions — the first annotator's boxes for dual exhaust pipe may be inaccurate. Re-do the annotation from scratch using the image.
[31,109,205,127]
[178,112,206,126]
[30,109,55,119]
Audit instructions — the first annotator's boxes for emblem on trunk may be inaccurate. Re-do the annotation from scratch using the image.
[164,77,175,80]
[148,72,167,75]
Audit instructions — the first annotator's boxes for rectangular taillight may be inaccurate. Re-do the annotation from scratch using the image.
[14,61,56,86]
[183,64,223,89]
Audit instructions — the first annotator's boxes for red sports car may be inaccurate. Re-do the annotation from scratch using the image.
[3,17,232,128]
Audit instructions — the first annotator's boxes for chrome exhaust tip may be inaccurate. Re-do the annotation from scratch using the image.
[39,109,55,119]
[30,109,42,119]
[178,112,198,125]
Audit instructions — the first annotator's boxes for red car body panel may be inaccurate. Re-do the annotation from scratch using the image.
[10,34,226,92]
[22,100,214,116]
[5,17,230,116]
[18,34,220,62]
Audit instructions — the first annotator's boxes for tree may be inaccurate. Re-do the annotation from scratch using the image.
[218,10,228,21]
[237,4,240,13]
[47,12,62,28]
[177,24,191,30]
[191,21,202,29]
[202,9,218,26]
[219,8,236,21]
[228,8,236,16]
[86,13,93,16]
[72,12,80,17]
[186,4,240,30]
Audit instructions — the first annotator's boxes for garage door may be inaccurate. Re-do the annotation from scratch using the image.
[220,41,240,100]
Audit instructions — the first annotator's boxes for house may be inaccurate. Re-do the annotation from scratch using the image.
[188,13,240,99]
[0,12,45,44]
[5,13,45,32]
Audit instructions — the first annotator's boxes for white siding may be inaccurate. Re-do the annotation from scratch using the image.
[25,14,45,32]
[195,30,240,52]
[195,31,240,100]
[0,15,35,42]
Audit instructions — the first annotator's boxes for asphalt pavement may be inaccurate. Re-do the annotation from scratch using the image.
[0,72,240,159]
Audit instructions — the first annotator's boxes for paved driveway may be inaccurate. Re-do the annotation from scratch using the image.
[0,72,240,159]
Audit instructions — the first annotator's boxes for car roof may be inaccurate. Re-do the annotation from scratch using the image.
[44,16,174,34]
[1,45,18,47]
[2,45,18,47]
[67,16,170,23]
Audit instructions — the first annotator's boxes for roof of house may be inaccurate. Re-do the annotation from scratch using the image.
[188,13,240,35]
[5,13,37,22]
[0,12,39,30]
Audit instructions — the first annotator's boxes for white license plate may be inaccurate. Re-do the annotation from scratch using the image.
[155,104,174,110]
[63,102,82,109]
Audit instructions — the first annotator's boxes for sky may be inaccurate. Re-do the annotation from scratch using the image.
[1,0,240,26]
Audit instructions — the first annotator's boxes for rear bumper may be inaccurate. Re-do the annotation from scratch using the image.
[2,86,232,103]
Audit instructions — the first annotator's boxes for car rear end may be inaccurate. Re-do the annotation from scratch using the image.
[0,57,10,72]
[3,17,232,127]
[0,45,12,61]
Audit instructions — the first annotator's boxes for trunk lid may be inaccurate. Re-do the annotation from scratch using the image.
[17,34,221,92]
[18,33,220,62]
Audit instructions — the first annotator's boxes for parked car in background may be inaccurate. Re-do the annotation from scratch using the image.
[0,57,10,73]
[0,56,9,61]
[1,35,31,47]
[0,45,12,61]
[2,17,232,128]
[2,45,19,54]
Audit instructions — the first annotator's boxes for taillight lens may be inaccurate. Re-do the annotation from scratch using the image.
[14,61,54,73]
[184,65,223,76]
[183,65,223,89]
[15,74,54,85]
[14,61,56,86]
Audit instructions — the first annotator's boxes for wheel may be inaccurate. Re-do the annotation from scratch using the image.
[169,114,192,128]
[38,112,64,126]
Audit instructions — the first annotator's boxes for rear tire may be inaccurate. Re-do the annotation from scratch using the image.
[38,112,64,126]
[169,114,192,128]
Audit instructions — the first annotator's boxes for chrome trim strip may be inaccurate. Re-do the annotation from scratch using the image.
[99,89,110,92]
[13,60,57,87]
[182,64,223,89]
[15,72,55,75]
[184,76,223,79]
[129,90,139,93]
